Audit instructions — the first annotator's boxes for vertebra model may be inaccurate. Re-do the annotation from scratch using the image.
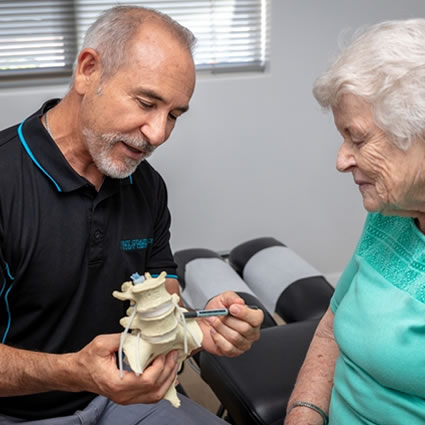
[113,271,203,407]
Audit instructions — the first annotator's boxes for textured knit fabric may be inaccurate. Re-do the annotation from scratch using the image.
[330,212,425,424]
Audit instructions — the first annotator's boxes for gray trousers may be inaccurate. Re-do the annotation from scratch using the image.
[0,395,227,425]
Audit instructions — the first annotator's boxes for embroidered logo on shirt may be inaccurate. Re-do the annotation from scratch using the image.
[120,238,153,251]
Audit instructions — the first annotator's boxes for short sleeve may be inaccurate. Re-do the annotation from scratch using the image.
[330,251,359,313]
[330,214,372,313]
[146,176,177,276]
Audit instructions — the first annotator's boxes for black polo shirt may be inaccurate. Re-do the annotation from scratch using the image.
[0,100,177,419]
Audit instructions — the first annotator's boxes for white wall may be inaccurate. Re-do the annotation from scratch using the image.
[1,0,425,278]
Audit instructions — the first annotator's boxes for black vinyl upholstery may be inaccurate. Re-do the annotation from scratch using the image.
[174,238,334,425]
[199,320,320,425]
[276,276,335,323]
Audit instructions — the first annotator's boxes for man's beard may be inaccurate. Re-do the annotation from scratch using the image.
[83,128,155,179]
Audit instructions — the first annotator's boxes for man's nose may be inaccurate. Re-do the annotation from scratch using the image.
[336,142,356,172]
[141,113,169,146]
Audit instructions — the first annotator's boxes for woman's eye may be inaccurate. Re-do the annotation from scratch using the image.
[352,138,365,146]
[350,134,366,146]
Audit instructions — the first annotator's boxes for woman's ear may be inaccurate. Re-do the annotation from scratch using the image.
[73,48,102,95]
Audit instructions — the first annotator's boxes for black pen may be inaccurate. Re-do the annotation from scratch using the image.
[183,305,259,319]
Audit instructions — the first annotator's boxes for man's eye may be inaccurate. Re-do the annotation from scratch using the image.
[168,113,178,121]
[137,99,153,109]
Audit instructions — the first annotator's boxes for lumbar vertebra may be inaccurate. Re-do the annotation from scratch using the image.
[113,271,203,407]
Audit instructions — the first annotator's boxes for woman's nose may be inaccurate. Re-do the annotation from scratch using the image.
[336,142,356,172]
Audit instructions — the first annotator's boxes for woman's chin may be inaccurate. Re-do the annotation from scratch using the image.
[361,198,381,213]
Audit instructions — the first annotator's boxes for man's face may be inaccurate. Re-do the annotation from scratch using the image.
[79,23,196,178]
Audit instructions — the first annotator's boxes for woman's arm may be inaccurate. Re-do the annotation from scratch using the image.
[284,307,339,425]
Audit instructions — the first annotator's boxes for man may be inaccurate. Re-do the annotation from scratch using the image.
[0,6,263,424]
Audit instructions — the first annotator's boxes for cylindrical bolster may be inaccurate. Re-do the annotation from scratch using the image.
[228,237,285,276]
[276,276,334,323]
[231,240,323,314]
[174,248,221,290]
[174,248,256,309]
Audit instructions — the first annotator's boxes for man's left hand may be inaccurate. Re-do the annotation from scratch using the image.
[199,291,264,357]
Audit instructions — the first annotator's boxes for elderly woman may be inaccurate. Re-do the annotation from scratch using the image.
[284,19,425,425]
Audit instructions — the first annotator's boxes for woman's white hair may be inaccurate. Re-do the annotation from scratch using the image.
[73,5,196,83]
[313,19,425,149]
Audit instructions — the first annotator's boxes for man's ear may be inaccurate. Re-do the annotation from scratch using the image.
[73,48,102,95]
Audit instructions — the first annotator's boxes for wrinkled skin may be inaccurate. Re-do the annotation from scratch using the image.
[333,94,425,230]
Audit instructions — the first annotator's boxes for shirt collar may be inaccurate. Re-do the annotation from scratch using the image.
[19,99,133,194]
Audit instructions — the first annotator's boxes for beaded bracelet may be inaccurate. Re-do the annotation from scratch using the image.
[288,401,329,425]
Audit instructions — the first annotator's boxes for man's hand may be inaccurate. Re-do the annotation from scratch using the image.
[199,291,264,357]
[72,334,179,405]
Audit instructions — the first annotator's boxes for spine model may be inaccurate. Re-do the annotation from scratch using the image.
[112,271,203,407]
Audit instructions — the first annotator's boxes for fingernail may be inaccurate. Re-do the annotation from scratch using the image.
[230,305,241,315]
[210,328,216,336]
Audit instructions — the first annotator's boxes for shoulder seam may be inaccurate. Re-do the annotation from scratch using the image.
[0,128,18,149]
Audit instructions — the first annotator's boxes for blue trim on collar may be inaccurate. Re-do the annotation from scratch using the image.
[18,120,62,192]
[5,263,14,281]
[129,175,133,184]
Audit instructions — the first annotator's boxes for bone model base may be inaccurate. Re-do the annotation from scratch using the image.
[112,271,203,407]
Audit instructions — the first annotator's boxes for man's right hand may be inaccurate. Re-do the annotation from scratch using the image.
[72,334,179,405]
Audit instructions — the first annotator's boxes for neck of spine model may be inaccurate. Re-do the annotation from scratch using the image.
[112,271,203,407]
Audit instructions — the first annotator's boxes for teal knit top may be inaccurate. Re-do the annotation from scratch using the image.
[329,213,425,425]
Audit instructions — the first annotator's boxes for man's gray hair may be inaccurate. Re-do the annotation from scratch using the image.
[313,19,425,149]
[73,5,196,83]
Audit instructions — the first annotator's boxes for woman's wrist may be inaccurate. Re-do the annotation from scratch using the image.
[287,401,329,425]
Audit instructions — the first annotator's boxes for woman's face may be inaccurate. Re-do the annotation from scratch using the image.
[332,94,425,215]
